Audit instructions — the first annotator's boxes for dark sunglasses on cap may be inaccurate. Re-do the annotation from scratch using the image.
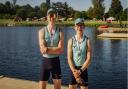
[77,23,85,26]
[48,13,55,18]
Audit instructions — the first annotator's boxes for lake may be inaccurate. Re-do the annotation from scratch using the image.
[0,26,127,89]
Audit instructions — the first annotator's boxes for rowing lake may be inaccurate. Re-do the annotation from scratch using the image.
[0,26,127,89]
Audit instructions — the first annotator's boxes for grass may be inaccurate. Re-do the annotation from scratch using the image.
[0,19,14,26]
[0,19,127,27]
[16,21,47,26]
[85,21,106,27]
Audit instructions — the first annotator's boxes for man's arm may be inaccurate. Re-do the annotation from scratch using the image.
[80,39,91,71]
[67,38,76,72]
[67,39,81,78]
[46,31,64,54]
[38,29,47,54]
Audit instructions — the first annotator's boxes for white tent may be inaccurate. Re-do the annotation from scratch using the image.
[106,17,115,21]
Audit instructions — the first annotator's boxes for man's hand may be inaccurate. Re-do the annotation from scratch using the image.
[73,69,81,79]
[73,69,84,84]
[40,46,47,54]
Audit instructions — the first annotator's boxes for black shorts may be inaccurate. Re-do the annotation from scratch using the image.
[40,56,61,81]
[69,66,88,86]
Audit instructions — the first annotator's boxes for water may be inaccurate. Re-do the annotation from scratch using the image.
[0,26,127,89]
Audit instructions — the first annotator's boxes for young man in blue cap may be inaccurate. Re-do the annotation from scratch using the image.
[38,8,64,89]
[67,18,91,89]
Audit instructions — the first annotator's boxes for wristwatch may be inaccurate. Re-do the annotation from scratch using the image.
[80,69,83,73]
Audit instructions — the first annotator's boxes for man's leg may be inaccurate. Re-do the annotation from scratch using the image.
[53,79,61,89]
[69,84,77,89]
[52,57,61,89]
[39,81,47,89]
[80,86,88,89]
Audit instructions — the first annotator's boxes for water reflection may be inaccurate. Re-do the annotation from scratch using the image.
[0,27,127,89]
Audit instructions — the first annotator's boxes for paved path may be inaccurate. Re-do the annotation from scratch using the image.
[0,76,68,89]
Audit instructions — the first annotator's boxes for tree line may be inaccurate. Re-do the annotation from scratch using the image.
[0,0,127,21]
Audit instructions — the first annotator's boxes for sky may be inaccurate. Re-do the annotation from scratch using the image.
[0,0,127,12]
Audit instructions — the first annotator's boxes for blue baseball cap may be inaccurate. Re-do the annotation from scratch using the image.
[47,8,56,15]
[75,18,84,25]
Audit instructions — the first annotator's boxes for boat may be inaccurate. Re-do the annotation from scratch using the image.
[99,25,108,28]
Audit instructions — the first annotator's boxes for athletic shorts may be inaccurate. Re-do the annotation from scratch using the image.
[69,66,88,86]
[40,56,61,81]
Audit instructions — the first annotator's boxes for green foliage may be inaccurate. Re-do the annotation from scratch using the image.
[87,7,93,19]
[0,14,11,19]
[40,2,48,16]
[74,11,81,18]
[51,2,74,18]
[12,0,17,6]
[120,8,127,21]
[0,1,42,20]
[0,3,5,13]
[16,8,27,20]
[0,1,16,18]
[87,0,105,19]
[108,0,123,20]
[0,0,126,21]
[74,11,88,19]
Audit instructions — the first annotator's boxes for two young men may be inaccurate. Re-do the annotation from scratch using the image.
[38,8,91,89]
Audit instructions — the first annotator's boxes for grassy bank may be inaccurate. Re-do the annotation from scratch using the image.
[0,19,127,27]
[0,19,74,26]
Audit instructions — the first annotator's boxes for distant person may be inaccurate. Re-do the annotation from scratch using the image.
[38,8,64,89]
[67,18,91,89]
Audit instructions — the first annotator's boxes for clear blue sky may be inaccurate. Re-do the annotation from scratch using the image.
[0,0,127,12]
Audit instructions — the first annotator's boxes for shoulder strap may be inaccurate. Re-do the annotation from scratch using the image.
[43,26,47,37]
[72,36,76,45]
[57,26,62,32]
[58,27,61,32]
[85,35,88,51]
[83,35,88,41]
[45,26,48,33]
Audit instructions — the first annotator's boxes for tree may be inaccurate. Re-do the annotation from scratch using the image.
[16,4,34,20]
[81,11,88,19]
[52,2,66,17]
[108,0,123,20]
[11,0,18,15]
[68,7,74,18]
[40,2,48,16]
[74,11,87,19]
[74,11,82,19]
[91,0,105,19]
[123,8,128,20]
[104,12,109,19]
[12,0,17,7]
[87,0,105,19]
[33,6,42,18]
[22,4,33,18]
[87,7,93,19]
[63,2,68,18]
[0,3,5,13]
[4,1,16,15]
[5,1,11,14]
[16,8,27,20]
[51,2,75,18]
[46,0,50,9]
[120,8,127,21]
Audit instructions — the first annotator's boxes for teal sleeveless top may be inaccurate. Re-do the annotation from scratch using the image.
[72,35,88,66]
[42,26,60,58]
